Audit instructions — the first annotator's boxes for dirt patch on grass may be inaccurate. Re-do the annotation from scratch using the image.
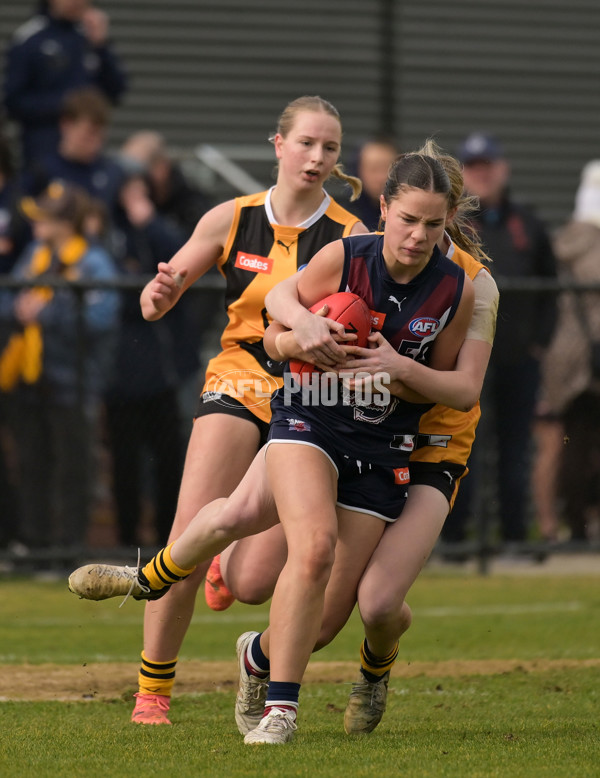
[2,658,600,701]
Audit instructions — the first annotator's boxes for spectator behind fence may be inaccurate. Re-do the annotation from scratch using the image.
[119,131,213,238]
[533,161,600,543]
[21,86,125,213]
[342,136,399,230]
[443,132,557,549]
[3,0,127,168]
[103,170,190,547]
[0,181,119,552]
[118,130,218,424]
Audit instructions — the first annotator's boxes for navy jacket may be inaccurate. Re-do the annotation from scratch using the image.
[21,150,126,211]
[3,12,127,165]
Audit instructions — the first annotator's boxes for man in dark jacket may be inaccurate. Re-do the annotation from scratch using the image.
[444,133,558,548]
[3,0,127,167]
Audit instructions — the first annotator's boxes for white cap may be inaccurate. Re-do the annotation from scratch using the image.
[574,160,600,228]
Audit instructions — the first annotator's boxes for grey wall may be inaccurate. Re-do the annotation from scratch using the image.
[1,0,599,227]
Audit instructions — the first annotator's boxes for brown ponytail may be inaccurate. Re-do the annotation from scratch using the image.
[415,139,491,264]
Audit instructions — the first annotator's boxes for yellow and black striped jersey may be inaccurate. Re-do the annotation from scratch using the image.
[202,189,360,423]
[411,244,492,477]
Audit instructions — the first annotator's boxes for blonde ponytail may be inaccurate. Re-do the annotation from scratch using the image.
[330,164,362,201]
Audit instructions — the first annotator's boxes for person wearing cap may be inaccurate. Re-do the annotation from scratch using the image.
[533,160,600,543]
[0,180,119,554]
[443,132,557,551]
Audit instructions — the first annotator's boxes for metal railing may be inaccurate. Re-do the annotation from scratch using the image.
[0,274,598,572]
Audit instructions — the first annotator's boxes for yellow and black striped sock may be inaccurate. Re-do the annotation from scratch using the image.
[138,651,178,697]
[141,542,196,591]
[359,638,399,683]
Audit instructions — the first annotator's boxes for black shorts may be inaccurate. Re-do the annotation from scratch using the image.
[266,416,409,522]
[409,461,467,504]
[195,393,270,447]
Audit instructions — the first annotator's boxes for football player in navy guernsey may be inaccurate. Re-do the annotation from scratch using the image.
[236,149,474,744]
[69,147,494,746]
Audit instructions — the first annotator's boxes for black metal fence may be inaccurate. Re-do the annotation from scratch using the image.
[0,274,598,574]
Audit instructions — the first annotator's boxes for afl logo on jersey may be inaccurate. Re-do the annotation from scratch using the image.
[235,251,274,274]
[409,317,440,338]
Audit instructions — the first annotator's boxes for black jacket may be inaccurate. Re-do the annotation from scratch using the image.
[471,194,557,365]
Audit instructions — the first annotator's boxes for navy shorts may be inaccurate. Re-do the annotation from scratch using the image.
[266,415,409,522]
[195,393,270,447]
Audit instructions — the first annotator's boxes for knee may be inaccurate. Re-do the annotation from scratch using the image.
[230,569,274,605]
[360,592,413,635]
[359,590,397,628]
[288,531,336,587]
[208,498,258,540]
[398,601,412,633]
[236,588,272,606]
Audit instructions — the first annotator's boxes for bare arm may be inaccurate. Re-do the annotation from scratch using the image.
[343,276,484,411]
[264,240,352,367]
[263,308,350,371]
[387,270,497,409]
[391,337,491,411]
[139,200,234,321]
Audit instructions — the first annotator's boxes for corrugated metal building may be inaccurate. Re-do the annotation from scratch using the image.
[1,0,599,227]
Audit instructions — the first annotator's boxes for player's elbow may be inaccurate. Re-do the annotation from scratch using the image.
[454,389,480,413]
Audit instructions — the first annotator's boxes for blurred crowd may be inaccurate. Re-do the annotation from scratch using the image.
[1,0,599,564]
[0,0,218,558]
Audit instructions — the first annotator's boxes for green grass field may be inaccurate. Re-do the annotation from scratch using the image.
[1,566,599,777]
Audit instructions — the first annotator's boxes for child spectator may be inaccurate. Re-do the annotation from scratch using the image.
[0,181,120,551]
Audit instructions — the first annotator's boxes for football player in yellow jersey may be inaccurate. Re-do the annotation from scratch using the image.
[128,96,367,724]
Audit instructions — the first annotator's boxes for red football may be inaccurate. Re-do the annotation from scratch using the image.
[288,291,372,377]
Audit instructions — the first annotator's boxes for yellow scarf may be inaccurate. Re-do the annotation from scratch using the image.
[0,236,88,392]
